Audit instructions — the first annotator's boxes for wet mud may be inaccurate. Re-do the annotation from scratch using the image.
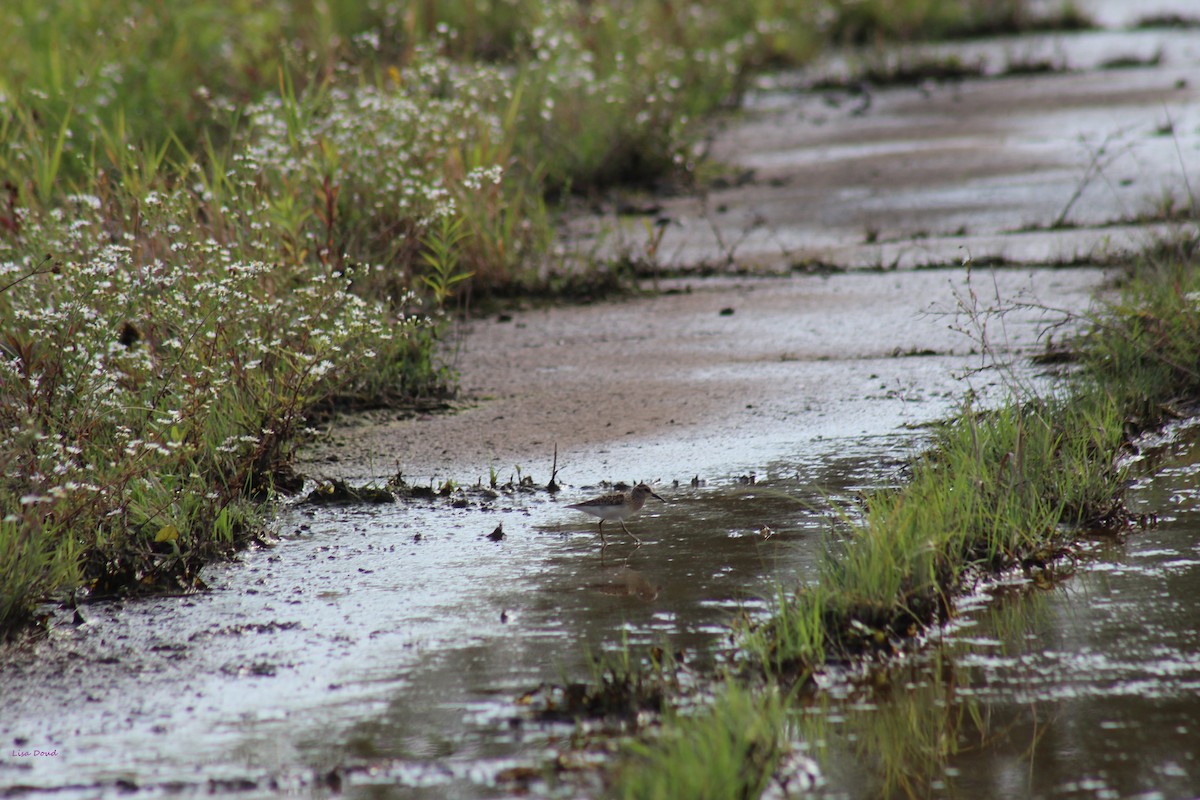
[301,269,1108,484]
[570,2,1199,272]
[4,2,1200,797]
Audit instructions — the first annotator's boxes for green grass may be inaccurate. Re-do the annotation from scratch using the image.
[0,0,1091,634]
[747,233,1200,676]
[609,684,789,800]
[742,394,1124,671]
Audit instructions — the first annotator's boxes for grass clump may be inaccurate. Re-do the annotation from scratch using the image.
[745,393,1126,673]
[609,684,789,800]
[527,643,680,723]
[749,232,1200,676]
[1080,237,1200,423]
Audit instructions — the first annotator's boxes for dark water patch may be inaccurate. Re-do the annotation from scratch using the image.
[0,436,916,798]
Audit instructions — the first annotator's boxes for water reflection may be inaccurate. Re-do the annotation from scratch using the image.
[586,566,662,603]
[277,445,918,795]
[803,426,1200,799]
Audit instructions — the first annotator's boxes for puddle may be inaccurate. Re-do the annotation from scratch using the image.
[0,439,910,798]
[802,421,1200,799]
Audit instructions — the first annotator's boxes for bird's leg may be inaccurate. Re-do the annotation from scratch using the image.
[620,520,642,545]
[599,520,607,546]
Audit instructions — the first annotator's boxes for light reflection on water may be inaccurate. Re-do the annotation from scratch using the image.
[0,437,902,798]
[804,425,1200,800]
[283,444,901,797]
[7,424,1198,799]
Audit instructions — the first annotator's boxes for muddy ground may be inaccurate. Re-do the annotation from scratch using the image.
[3,3,1199,798]
[305,2,1199,483]
[302,268,1104,486]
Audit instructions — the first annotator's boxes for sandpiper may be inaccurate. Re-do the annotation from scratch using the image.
[567,483,664,545]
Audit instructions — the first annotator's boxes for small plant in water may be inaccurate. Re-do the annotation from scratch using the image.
[611,683,790,800]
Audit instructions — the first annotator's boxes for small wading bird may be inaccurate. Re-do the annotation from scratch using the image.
[567,482,664,545]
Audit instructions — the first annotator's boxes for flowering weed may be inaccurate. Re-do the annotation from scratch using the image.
[0,0,1059,632]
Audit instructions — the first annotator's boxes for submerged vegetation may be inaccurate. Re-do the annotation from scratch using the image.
[612,684,791,800]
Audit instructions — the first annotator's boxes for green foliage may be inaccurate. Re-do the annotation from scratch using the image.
[420,215,473,308]
[0,516,79,628]
[0,179,419,623]
[0,0,1090,634]
[0,108,439,630]
[823,0,1089,45]
[611,684,787,800]
[1079,235,1200,421]
[742,584,828,675]
[753,231,1200,673]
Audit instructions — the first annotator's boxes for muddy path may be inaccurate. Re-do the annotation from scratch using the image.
[570,1,1199,272]
[0,269,1103,800]
[303,269,1101,485]
[3,4,1199,798]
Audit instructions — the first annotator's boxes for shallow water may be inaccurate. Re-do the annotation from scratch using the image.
[804,421,1200,799]
[0,437,911,798]
[14,417,1200,799]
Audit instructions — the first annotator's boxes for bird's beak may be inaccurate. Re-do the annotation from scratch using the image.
[650,491,665,502]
